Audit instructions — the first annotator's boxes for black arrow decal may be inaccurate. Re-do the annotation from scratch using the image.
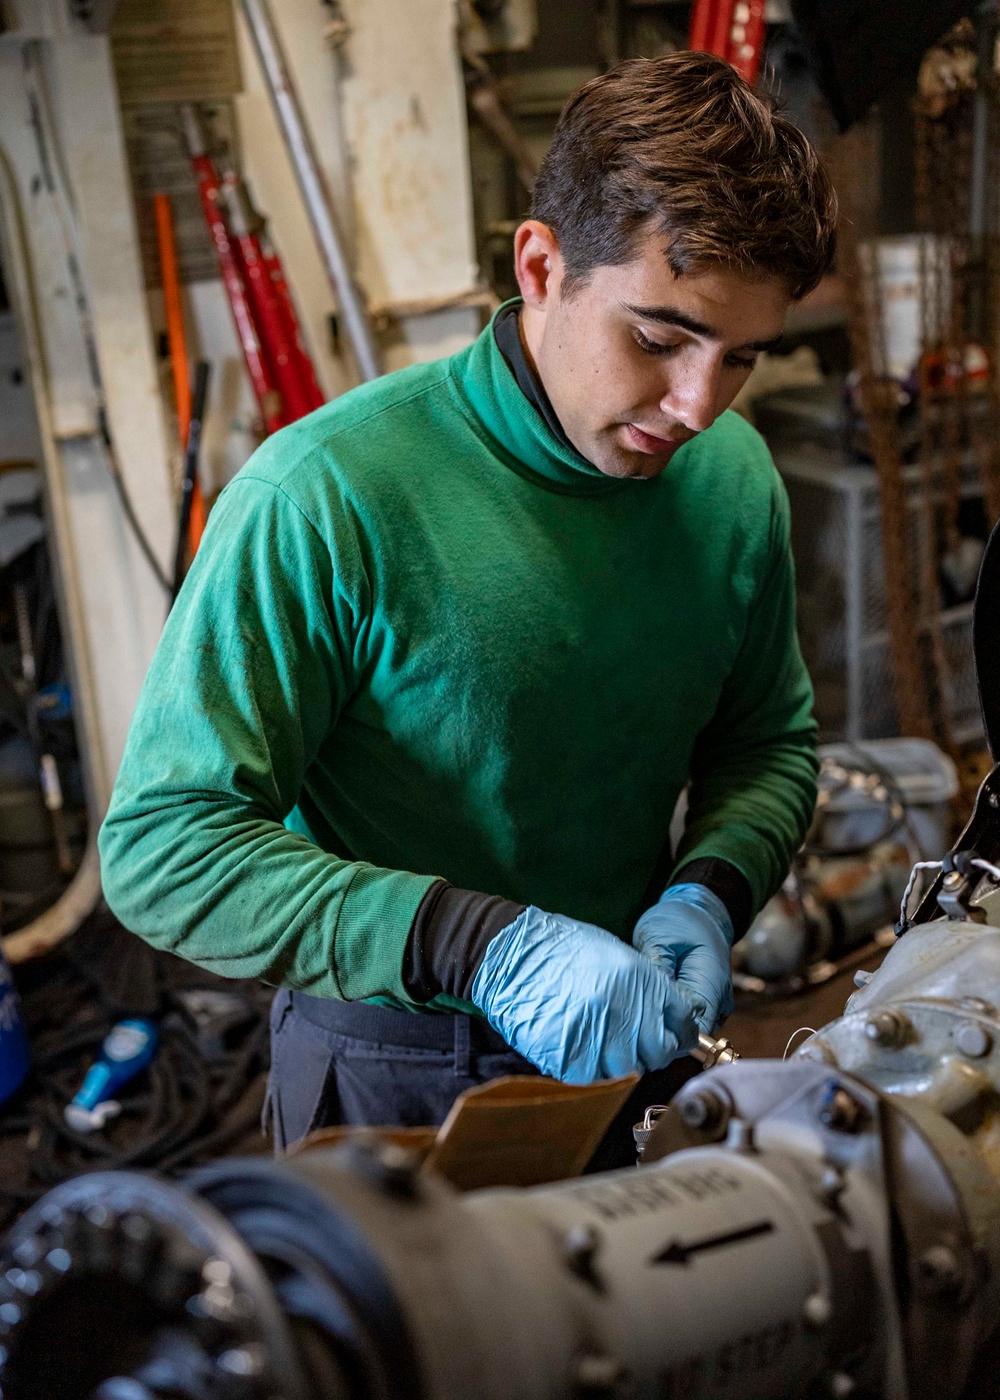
[650,1220,774,1266]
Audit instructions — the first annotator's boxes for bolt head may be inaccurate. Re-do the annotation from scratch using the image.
[803,1293,832,1327]
[954,1022,992,1058]
[943,870,964,890]
[864,1010,908,1048]
[818,1084,865,1133]
[679,1091,723,1131]
[915,1244,963,1296]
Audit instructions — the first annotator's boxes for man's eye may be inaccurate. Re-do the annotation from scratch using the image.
[634,330,681,356]
[725,353,758,371]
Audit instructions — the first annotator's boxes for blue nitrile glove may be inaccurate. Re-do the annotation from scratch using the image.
[469,906,699,1084]
[632,883,735,1034]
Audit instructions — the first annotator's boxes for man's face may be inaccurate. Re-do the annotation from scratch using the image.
[516,222,792,479]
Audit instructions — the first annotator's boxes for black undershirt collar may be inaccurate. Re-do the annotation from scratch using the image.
[492,301,578,456]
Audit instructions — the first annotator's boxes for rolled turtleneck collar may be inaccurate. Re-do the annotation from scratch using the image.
[449,298,631,497]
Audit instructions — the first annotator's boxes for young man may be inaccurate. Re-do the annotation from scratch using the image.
[100,52,836,1152]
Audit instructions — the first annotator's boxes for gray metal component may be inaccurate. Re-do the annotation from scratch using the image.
[239,0,383,384]
[692,1030,740,1067]
[12,915,1000,1397]
[646,1060,905,1400]
[792,915,1000,1397]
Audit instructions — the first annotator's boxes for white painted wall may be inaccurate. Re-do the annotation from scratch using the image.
[0,0,483,806]
[337,0,482,366]
[0,10,176,808]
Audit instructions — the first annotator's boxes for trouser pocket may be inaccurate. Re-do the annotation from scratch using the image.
[266,990,340,1152]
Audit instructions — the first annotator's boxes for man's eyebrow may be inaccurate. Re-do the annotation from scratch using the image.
[622,302,784,353]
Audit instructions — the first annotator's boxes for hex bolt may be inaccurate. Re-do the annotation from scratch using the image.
[818,1084,865,1134]
[864,1010,909,1049]
[679,1090,725,1132]
[803,1293,832,1328]
[915,1244,963,1297]
[943,870,965,890]
[954,1022,993,1058]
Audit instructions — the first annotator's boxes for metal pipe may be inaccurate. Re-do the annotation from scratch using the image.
[239,0,383,383]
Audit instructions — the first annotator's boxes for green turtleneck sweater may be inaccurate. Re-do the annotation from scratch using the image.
[98,312,817,1012]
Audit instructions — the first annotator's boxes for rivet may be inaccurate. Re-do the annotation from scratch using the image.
[954,1022,992,1058]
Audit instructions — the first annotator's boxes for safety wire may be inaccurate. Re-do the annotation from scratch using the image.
[897,855,1000,930]
[21,45,171,595]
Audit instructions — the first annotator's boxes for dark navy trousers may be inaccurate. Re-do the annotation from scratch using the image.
[266,989,701,1171]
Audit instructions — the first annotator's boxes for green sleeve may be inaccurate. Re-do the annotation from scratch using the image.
[673,477,818,915]
[97,474,436,1006]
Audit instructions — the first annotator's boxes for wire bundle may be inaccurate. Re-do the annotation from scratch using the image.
[0,906,272,1226]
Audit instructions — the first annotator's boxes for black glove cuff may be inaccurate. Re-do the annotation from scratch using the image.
[403,881,526,1003]
[669,857,753,940]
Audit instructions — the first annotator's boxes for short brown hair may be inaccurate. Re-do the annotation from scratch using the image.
[531,51,837,300]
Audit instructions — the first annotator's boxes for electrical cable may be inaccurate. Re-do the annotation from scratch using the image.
[0,908,271,1226]
[22,44,171,596]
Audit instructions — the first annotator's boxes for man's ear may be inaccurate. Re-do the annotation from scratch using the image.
[513,220,563,310]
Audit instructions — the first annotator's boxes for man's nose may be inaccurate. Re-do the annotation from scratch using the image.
[660,364,721,435]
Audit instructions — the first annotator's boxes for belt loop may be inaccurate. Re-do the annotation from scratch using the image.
[453,1015,472,1078]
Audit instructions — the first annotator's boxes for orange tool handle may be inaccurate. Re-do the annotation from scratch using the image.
[153,192,207,554]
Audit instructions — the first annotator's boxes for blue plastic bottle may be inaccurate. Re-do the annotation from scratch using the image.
[64,1018,158,1132]
[0,949,30,1105]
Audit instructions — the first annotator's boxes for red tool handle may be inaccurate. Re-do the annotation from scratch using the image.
[189,152,286,435]
[688,0,766,87]
[728,0,767,84]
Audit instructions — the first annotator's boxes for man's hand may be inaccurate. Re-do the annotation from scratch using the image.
[632,884,735,1034]
[469,906,699,1083]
